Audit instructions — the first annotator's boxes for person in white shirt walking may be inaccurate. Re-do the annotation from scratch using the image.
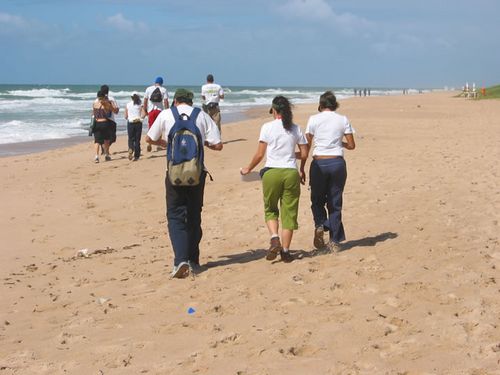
[145,88,223,279]
[201,74,224,133]
[305,91,356,253]
[124,93,145,161]
[241,96,308,263]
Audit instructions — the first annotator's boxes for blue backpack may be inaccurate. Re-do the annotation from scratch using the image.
[167,106,204,186]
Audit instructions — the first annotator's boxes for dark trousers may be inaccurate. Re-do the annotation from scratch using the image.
[309,158,347,243]
[165,172,206,266]
[127,121,142,159]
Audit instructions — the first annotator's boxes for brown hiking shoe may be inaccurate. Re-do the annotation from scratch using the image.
[280,250,294,263]
[313,226,326,249]
[266,237,282,261]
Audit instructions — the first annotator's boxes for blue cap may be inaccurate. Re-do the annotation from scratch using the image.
[155,76,163,85]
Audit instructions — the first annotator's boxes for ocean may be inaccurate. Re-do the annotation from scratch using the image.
[0,84,420,150]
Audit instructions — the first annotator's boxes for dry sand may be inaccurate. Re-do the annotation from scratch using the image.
[1,92,499,374]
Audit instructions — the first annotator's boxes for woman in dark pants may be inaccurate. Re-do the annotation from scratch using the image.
[305,91,356,252]
[125,93,145,161]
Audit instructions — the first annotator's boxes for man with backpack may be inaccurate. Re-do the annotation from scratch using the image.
[143,76,170,151]
[145,88,223,279]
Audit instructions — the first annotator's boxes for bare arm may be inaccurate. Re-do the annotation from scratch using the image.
[143,98,149,114]
[298,143,308,184]
[164,97,169,109]
[343,134,355,150]
[145,135,167,148]
[240,141,267,175]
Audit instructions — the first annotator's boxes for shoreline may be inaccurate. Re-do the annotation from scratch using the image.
[0,107,256,158]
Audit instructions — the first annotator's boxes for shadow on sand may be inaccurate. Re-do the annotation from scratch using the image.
[204,248,268,270]
[198,232,398,273]
[290,231,399,260]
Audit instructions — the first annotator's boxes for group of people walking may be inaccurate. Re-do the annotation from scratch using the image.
[91,79,355,279]
[90,74,224,163]
[241,91,355,267]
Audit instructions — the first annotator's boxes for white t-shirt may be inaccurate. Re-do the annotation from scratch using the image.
[144,85,169,112]
[147,104,221,147]
[126,101,143,122]
[259,119,307,169]
[305,111,354,157]
[201,83,224,105]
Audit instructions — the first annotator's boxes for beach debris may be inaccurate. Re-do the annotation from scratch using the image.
[76,248,91,258]
[187,307,196,315]
[292,274,304,284]
[492,343,500,352]
[76,247,115,258]
[96,297,111,305]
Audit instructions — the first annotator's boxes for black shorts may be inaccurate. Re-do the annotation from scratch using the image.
[93,120,113,144]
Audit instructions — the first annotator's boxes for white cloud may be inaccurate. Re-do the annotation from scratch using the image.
[0,12,29,31]
[277,0,373,34]
[106,13,148,33]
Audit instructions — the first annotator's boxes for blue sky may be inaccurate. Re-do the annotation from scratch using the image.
[0,0,499,88]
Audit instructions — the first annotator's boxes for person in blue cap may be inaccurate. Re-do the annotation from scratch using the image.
[143,76,170,151]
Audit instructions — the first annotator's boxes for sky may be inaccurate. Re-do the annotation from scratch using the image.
[0,0,499,88]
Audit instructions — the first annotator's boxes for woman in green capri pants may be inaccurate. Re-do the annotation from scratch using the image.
[241,96,308,262]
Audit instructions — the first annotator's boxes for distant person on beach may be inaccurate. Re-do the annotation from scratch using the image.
[92,90,114,163]
[125,93,145,161]
[143,76,169,152]
[201,74,224,133]
[305,91,355,253]
[145,88,222,279]
[240,96,308,263]
[100,84,119,147]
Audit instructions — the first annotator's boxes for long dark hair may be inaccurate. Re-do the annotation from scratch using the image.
[318,90,339,112]
[271,96,293,131]
[131,94,141,106]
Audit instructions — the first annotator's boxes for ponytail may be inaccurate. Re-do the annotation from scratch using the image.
[271,96,293,131]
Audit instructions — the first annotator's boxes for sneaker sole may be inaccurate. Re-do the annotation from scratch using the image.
[172,263,190,279]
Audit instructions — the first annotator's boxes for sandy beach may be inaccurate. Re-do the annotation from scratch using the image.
[1,92,499,374]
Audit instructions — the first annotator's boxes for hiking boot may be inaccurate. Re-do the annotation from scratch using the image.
[313,226,325,249]
[266,237,282,261]
[280,250,294,263]
[105,154,111,162]
[171,262,190,279]
[147,144,152,152]
[128,149,133,160]
[94,156,99,163]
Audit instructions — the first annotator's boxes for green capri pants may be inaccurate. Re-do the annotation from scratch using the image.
[262,168,301,230]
